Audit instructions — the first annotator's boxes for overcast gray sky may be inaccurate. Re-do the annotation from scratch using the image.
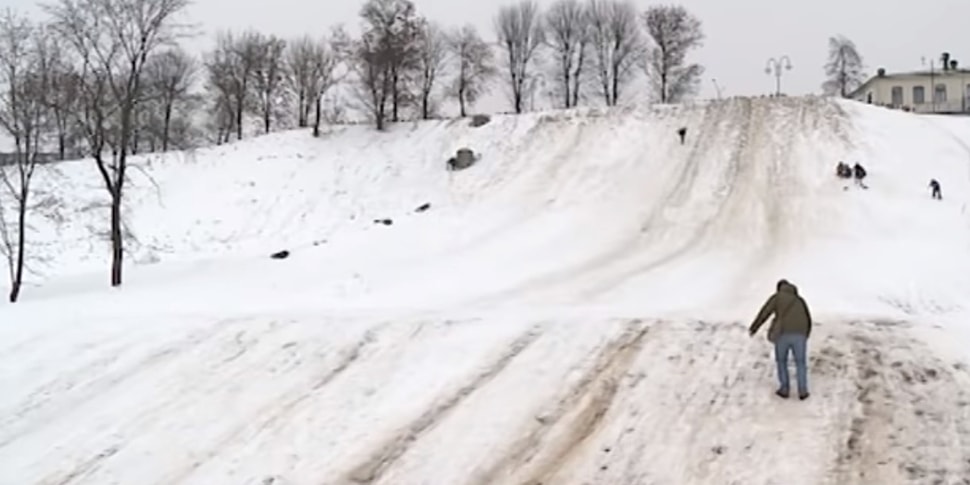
[5,0,970,103]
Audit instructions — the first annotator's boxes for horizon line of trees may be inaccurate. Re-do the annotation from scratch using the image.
[0,0,706,300]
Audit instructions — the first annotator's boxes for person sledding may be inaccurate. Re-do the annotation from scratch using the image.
[852,163,868,189]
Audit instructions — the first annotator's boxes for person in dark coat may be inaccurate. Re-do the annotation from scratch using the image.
[836,162,851,178]
[749,279,813,400]
[852,163,868,188]
[677,127,687,145]
[929,179,942,199]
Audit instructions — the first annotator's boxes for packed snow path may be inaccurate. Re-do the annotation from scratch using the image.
[2,317,969,485]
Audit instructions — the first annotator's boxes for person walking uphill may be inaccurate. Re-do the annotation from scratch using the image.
[748,279,813,400]
[929,179,942,200]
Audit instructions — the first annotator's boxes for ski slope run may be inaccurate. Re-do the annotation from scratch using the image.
[2,96,970,484]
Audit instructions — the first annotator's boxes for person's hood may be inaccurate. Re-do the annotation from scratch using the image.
[778,280,798,295]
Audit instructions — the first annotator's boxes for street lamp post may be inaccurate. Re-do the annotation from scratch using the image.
[711,78,723,99]
[765,56,793,96]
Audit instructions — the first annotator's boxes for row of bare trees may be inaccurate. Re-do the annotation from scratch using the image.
[498,0,705,113]
[0,0,705,299]
[0,0,191,298]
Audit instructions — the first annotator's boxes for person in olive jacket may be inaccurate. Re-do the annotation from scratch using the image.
[749,279,813,400]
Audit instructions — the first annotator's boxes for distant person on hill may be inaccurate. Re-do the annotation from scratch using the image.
[677,127,687,145]
[748,279,813,400]
[853,163,868,189]
[929,179,942,200]
[836,162,852,178]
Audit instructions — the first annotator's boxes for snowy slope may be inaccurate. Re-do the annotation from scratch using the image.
[2,96,970,484]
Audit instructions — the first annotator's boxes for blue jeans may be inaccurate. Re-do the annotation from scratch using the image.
[774,333,808,393]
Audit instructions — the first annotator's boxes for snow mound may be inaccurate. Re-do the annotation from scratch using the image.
[3,96,970,484]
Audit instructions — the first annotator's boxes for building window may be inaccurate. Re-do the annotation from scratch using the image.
[891,86,903,107]
[934,84,947,102]
[913,86,925,104]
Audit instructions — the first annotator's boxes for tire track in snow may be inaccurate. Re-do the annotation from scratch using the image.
[467,320,650,485]
[832,321,970,485]
[344,326,545,484]
[0,317,242,450]
[463,100,728,307]
[576,98,754,297]
[45,445,119,485]
[165,322,390,484]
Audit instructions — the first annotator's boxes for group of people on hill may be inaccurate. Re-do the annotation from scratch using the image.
[835,161,943,199]
[835,161,868,188]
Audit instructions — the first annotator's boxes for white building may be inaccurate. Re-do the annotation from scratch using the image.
[850,56,970,114]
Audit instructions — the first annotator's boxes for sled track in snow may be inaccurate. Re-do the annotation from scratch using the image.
[345,326,545,484]
[4,317,970,485]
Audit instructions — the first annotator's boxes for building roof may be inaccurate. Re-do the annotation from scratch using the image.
[850,68,970,98]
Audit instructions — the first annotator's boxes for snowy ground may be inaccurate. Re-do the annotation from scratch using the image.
[2,96,970,484]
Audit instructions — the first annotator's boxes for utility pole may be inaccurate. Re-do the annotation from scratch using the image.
[765,56,793,96]
[711,78,723,99]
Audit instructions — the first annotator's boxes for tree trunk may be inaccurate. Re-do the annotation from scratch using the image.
[297,91,306,127]
[9,191,27,303]
[572,47,585,108]
[110,187,123,287]
[422,92,430,120]
[162,102,173,152]
[235,97,244,140]
[391,71,400,123]
[263,99,271,133]
[312,95,322,137]
[459,87,466,117]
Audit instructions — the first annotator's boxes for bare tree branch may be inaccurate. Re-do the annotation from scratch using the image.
[544,0,589,108]
[414,19,448,120]
[587,0,640,107]
[641,4,704,104]
[494,0,545,114]
[448,24,496,117]
[0,9,57,301]
[822,35,865,97]
[44,0,191,287]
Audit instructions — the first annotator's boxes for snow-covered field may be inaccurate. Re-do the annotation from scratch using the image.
[2,96,970,484]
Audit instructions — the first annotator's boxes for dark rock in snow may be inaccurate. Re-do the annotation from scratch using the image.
[373,219,393,226]
[270,250,290,259]
[415,203,431,213]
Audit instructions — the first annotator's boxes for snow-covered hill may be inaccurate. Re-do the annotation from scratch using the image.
[2,96,970,484]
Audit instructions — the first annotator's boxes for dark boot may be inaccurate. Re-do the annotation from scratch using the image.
[775,389,790,399]
[799,392,810,400]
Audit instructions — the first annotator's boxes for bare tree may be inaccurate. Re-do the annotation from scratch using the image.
[641,5,704,104]
[250,34,287,133]
[545,0,589,108]
[144,47,195,151]
[414,19,448,120]
[586,0,640,106]
[495,0,544,114]
[206,30,261,140]
[44,0,190,287]
[287,35,318,128]
[822,35,864,98]
[360,0,420,124]
[0,11,54,302]
[311,28,345,137]
[448,25,496,117]
[355,0,420,130]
